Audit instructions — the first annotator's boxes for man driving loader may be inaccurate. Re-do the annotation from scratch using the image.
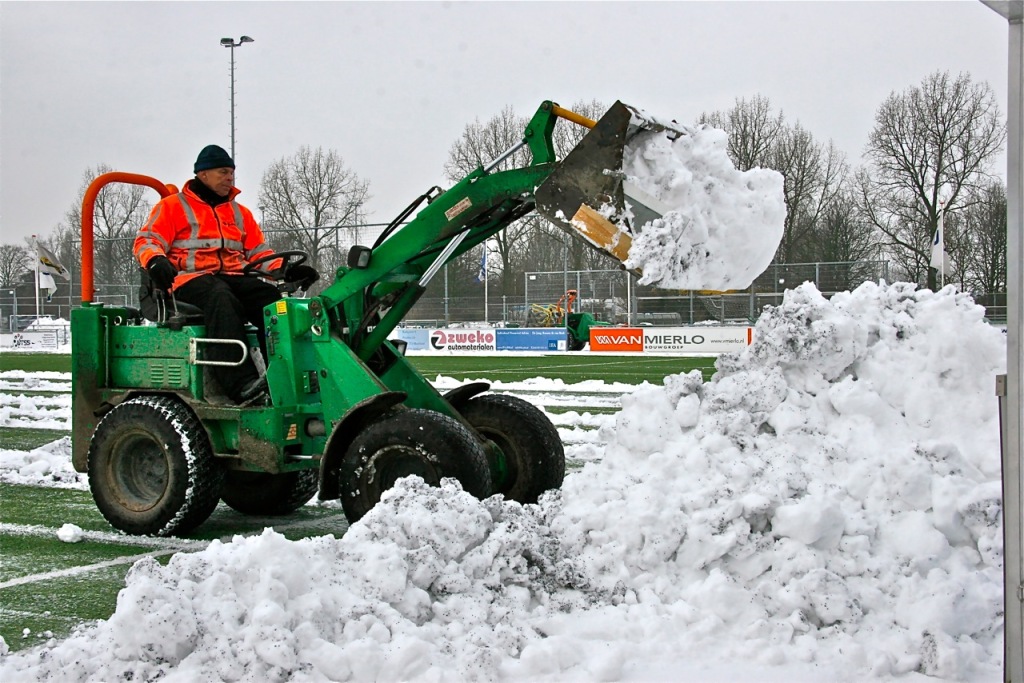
[133,144,320,405]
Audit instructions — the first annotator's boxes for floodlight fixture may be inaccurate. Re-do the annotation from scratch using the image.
[219,35,255,160]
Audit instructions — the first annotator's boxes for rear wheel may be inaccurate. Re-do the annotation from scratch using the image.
[339,408,492,523]
[567,330,586,351]
[461,394,565,503]
[88,395,223,536]
[220,469,319,516]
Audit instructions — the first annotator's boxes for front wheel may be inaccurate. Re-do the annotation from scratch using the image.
[461,394,565,503]
[87,395,224,536]
[339,409,492,523]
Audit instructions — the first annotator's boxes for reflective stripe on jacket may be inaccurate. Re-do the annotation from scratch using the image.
[133,183,277,290]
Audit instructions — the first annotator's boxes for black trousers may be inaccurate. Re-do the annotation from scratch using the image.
[175,274,281,400]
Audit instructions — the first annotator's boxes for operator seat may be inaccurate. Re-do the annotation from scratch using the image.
[138,268,205,328]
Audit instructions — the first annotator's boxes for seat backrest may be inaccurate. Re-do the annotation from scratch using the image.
[138,268,205,325]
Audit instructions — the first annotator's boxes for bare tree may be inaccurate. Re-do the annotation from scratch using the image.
[443,105,535,299]
[857,71,1005,288]
[812,190,883,290]
[961,181,1007,295]
[0,244,30,289]
[701,96,859,266]
[55,164,153,302]
[699,94,785,171]
[770,127,850,263]
[258,146,371,283]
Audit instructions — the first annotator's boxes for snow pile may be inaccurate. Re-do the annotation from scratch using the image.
[0,436,80,489]
[553,281,1005,679]
[621,114,786,291]
[23,317,70,333]
[0,281,1007,682]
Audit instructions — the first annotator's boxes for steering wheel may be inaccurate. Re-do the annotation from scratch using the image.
[242,250,309,281]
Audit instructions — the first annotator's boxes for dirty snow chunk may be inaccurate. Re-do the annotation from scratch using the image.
[57,524,84,543]
[621,119,786,290]
[772,497,845,549]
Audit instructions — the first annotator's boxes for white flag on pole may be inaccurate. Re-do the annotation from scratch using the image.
[930,205,950,274]
[34,238,70,281]
[476,249,487,283]
[32,236,70,303]
[38,271,58,302]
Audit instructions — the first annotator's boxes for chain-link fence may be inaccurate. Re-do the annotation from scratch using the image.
[404,260,897,327]
[4,259,1011,333]
[1,285,137,332]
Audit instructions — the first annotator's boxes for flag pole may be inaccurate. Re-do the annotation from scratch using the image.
[483,246,489,324]
[939,201,945,288]
[33,235,40,319]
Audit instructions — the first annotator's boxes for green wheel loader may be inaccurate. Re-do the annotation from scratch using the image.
[71,100,675,536]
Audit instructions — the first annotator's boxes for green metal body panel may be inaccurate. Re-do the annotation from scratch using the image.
[108,324,201,393]
[71,305,106,473]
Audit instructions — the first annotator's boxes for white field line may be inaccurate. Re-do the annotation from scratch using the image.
[0,522,203,549]
[0,548,178,590]
[0,512,349,590]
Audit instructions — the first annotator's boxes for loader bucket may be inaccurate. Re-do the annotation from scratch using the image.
[535,101,680,266]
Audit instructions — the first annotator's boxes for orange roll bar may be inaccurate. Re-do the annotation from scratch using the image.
[80,172,177,303]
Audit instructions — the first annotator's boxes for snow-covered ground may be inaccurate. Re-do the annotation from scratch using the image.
[0,280,1009,682]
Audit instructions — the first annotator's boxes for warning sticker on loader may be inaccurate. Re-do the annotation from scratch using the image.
[444,197,472,221]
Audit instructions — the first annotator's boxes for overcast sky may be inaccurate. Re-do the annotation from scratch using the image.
[0,1,1011,249]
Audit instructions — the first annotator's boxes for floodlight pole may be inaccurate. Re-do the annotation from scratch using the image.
[220,35,254,161]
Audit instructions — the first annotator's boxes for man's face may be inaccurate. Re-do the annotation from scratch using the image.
[197,167,235,197]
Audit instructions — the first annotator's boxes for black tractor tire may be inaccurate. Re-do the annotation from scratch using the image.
[461,393,565,503]
[567,331,587,351]
[339,408,492,523]
[87,395,224,536]
[220,469,319,516]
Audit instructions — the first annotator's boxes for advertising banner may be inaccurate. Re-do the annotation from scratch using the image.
[394,327,568,353]
[0,330,60,349]
[393,328,430,351]
[590,326,752,353]
[642,326,752,353]
[393,325,751,354]
[427,328,497,352]
[496,328,567,352]
[589,328,644,352]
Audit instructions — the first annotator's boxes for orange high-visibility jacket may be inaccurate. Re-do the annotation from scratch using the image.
[134,183,277,290]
